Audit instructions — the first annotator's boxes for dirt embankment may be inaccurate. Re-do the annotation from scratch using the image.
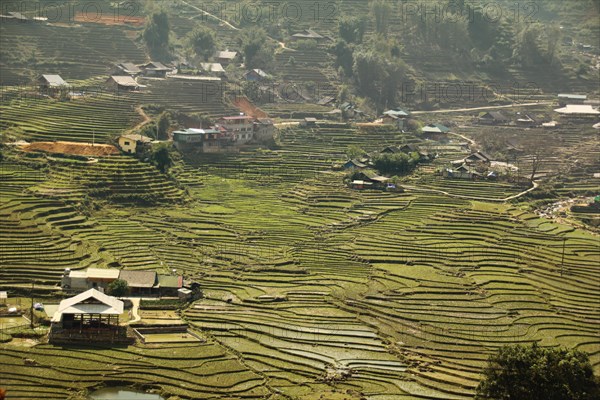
[20,141,119,156]
[73,12,145,26]
[231,96,269,118]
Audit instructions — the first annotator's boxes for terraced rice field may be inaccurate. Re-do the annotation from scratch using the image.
[1,121,598,399]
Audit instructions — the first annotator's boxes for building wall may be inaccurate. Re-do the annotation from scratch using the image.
[254,125,274,142]
[118,137,137,154]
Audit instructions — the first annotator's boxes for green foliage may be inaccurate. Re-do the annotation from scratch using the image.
[512,23,544,67]
[577,62,589,75]
[331,39,354,76]
[293,39,318,51]
[370,0,392,35]
[476,343,599,400]
[188,26,216,61]
[157,111,171,140]
[150,142,173,173]
[346,145,366,160]
[338,85,350,103]
[338,15,367,44]
[372,152,420,175]
[107,279,129,297]
[143,11,170,60]
[140,298,182,309]
[238,27,273,69]
[352,48,407,111]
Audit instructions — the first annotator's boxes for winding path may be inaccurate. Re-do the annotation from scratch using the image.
[403,180,539,203]
[410,101,552,115]
[179,0,291,50]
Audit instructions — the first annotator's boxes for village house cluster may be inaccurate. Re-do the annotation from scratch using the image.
[61,267,190,298]
[171,116,274,153]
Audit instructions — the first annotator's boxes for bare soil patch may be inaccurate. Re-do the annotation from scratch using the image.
[20,141,119,156]
[74,12,145,26]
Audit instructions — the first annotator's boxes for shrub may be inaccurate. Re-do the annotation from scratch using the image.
[106,279,129,297]
[476,343,599,400]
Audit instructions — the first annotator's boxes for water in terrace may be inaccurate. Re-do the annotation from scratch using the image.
[89,387,164,400]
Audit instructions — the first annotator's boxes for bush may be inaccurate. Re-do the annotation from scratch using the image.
[107,279,129,297]
[476,343,599,400]
[372,152,420,175]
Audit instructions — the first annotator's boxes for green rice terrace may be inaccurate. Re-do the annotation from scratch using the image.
[1,0,600,399]
[1,120,599,399]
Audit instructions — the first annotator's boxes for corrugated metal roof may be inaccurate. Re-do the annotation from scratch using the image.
[158,275,182,288]
[108,75,138,87]
[554,105,600,115]
[40,74,67,87]
[52,288,123,322]
[119,270,157,288]
[86,268,120,280]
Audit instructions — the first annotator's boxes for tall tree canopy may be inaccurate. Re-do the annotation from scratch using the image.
[143,11,170,60]
[238,27,273,69]
[476,343,599,400]
[188,26,216,61]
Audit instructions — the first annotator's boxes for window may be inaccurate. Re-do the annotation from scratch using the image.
[124,141,130,145]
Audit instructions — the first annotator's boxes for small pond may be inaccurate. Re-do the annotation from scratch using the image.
[89,387,164,400]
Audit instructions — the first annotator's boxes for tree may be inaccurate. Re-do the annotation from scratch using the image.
[238,27,272,69]
[157,111,170,140]
[370,0,392,35]
[512,23,543,67]
[331,39,354,76]
[476,343,599,400]
[338,15,367,44]
[546,24,562,65]
[346,145,365,160]
[372,152,420,175]
[188,26,216,61]
[143,11,170,60]
[107,279,129,297]
[150,142,173,173]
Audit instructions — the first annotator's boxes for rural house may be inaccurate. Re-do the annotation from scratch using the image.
[301,117,318,127]
[158,275,184,297]
[421,123,450,135]
[253,118,275,142]
[38,74,69,97]
[382,108,411,129]
[38,74,68,90]
[515,113,537,127]
[200,62,225,76]
[214,50,238,65]
[115,62,142,76]
[353,171,390,189]
[118,270,157,295]
[558,93,587,106]
[49,288,129,344]
[343,159,367,170]
[462,151,493,165]
[173,127,236,153]
[291,29,328,42]
[217,116,255,143]
[85,268,120,291]
[443,164,482,180]
[140,61,171,78]
[554,104,600,120]
[478,111,509,125]
[61,268,185,297]
[244,69,269,82]
[105,75,141,91]
[118,134,153,154]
